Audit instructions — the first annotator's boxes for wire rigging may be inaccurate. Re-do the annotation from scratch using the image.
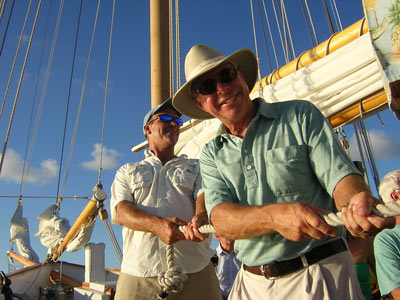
[261,0,279,68]
[56,0,81,204]
[0,0,42,175]
[0,0,32,120]
[97,0,116,185]
[19,0,53,198]
[255,0,273,73]
[0,0,15,58]
[59,0,101,197]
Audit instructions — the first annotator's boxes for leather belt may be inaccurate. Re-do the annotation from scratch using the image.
[243,238,347,279]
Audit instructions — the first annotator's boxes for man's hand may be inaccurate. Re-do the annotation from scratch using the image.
[269,202,338,241]
[183,213,209,242]
[341,191,395,238]
[152,217,187,245]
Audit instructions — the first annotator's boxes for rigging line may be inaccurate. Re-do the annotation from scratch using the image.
[0,0,32,120]
[249,0,263,85]
[97,0,116,184]
[261,0,279,68]
[19,0,53,196]
[358,120,380,194]
[26,0,64,199]
[255,0,273,73]
[56,0,82,201]
[330,0,343,31]
[0,0,15,58]
[0,0,42,176]
[0,0,5,24]
[175,0,181,90]
[322,0,335,35]
[353,123,372,188]
[299,0,316,47]
[280,0,295,60]
[0,195,89,199]
[271,0,288,64]
[168,0,174,96]
[303,0,318,44]
[102,216,122,263]
[59,0,101,197]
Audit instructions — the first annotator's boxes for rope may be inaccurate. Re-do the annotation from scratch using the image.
[249,0,263,97]
[261,0,279,67]
[271,0,288,63]
[97,0,116,185]
[18,0,53,197]
[0,0,15,58]
[280,0,296,60]
[0,0,42,175]
[157,244,188,299]
[255,0,273,73]
[0,0,32,120]
[59,0,101,197]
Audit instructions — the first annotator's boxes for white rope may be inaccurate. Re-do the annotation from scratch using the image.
[157,244,188,299]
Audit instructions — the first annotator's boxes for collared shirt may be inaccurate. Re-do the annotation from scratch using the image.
[374,224,400,296]
[110,150,213,277]
[215,244,241,300]
[201,98,360,266]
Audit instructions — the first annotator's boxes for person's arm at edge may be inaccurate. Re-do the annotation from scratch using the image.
[391,287,400,300]
[185,192,210,241]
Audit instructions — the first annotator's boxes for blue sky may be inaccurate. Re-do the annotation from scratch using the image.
[0,1,399,273]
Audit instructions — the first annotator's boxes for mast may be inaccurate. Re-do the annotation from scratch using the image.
[150,0,170,108]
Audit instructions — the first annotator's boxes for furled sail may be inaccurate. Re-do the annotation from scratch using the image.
[9,201,40,263]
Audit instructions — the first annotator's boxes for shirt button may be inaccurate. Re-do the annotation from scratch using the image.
[244,149,248,153]
[246,165,252,170]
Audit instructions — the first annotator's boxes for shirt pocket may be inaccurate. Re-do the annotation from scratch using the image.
[168,163,198,196]
[266,145,311,198]
[128,165,153,195]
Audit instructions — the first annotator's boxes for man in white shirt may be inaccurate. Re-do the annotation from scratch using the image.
[110,98,221,300]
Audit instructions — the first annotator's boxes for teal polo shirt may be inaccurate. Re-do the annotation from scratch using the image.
[201,98,360,266]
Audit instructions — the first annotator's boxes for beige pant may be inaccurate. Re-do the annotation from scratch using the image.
[114,262,222,300]
[228,250,364,300]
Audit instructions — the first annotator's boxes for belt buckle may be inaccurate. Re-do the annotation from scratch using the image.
[260,264,280,280]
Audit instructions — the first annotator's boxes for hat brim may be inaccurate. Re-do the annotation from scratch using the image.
[172,48,258,120]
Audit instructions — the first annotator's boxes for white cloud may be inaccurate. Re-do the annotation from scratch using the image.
[0,148,58,184]
[80,143,120,171]
[349,129,400,161]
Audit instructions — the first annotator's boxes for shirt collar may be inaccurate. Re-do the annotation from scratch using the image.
[215,98,278,148]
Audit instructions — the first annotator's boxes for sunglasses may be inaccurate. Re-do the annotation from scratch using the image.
[148,114,183,127]
[196,67,238,96]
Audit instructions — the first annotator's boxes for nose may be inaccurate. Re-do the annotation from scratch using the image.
[216,80,231,95]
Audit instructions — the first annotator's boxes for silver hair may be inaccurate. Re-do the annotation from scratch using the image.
[378,169,400,203]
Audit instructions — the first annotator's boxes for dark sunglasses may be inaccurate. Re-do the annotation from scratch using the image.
[197,67,238,95]
[148,114,183,127]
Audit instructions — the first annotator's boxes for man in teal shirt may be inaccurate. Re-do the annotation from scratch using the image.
[172,44,394,300]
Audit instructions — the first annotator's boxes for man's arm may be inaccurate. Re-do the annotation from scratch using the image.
[210,201,337,241]
[115,200,187,245]
[333,174,395,237]
[183,192,210,242]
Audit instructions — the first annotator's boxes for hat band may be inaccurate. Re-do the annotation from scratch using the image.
[187,55,226,81]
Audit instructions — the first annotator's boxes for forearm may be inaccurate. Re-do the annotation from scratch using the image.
[116,200,161,233]
[210,202,276,239]
[333,174,372,209]
[195,192,207,215]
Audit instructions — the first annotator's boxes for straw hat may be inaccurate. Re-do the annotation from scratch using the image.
[172,44,258,119]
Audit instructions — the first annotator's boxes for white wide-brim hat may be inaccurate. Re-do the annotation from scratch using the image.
[172,44,258,120]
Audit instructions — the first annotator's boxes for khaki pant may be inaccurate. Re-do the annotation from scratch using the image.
[115,262,222,300]
[229,250,364,300]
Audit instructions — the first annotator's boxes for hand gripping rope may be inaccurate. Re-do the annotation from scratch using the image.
[158,201,400,299]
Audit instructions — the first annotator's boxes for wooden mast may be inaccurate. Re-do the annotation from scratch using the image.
[150,0,170,108]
